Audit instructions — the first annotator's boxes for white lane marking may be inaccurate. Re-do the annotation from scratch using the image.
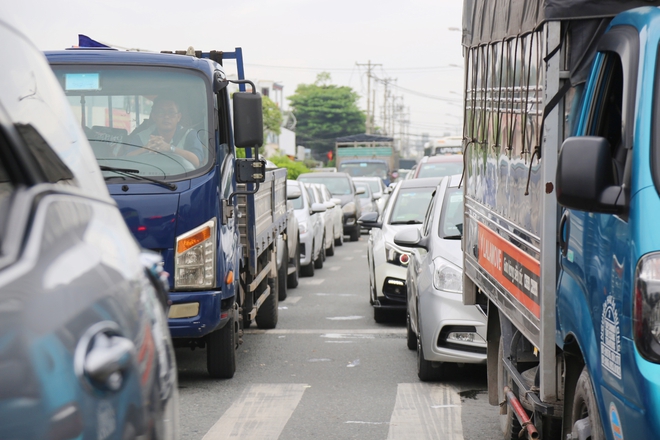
[326,316,364,320]
[353,249,363,253]
[307,358,332,362]
[321,333,375,339]
[299,278,325,285]
[325,341,354,344]
[245,328,405,335]
[347,359,360,367]
[286,296,302,304]
[202,383,308,440]
[278,306,288,310]
[387,383,464,440]
[315,293,355,297]
[346,421,389,425]
[343,256,355,261]
[329,266,341,271]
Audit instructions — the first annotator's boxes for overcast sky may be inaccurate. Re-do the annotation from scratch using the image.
[4,1,465,142]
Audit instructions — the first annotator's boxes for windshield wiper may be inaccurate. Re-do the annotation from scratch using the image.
[390,220,423,225]
[100,166,177,191]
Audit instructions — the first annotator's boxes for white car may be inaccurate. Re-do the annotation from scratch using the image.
[394,174,487,381]
[360,177,442,322]
[318,184,344,247]
[287,180,326,276]
[311,183,343,255]
[353,176,389,215]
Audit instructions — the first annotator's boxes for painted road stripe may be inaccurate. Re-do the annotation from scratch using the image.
[387,383,463,440]
[245,328,405,335]
[285,296,302,304]
[299,278,325,285]
[202,383,308,440]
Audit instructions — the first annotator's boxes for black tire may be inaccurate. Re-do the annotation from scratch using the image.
[256,278,278,329]
[301,261,314,277]
[374,307,387,323]
[278,243,288,301]
[349,228,359,242]
[287,239,300,288]
[417,331,440,381]
[326,233,335,256]
[206,311,236,378]
[570,368,605,440]
[498,337,521,440]
[406,312,417,350]
[314,245,324,269]
[335,228,344,246]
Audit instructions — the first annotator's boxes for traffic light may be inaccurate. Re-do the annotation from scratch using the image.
[327,151,333,160]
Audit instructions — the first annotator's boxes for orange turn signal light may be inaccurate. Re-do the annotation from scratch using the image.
[177,227,211,254]
[225,270,234,285]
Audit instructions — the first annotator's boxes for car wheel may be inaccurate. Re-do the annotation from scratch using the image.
[278,243,287,301]
[335,227,344,246]
[406,312,417,350]
[287,238,300,288]
[321,235,327,261]
[374,307,387,323]
[301,260,314,277]
[326,232,335,256]
[206,308,236,378]
[350,228,359,242]
[314,245,324,269]
[255,278,278,329]
[569,368,605,440]
[417,330,440,381]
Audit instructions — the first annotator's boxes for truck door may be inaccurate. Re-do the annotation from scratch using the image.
[558,25,640,413]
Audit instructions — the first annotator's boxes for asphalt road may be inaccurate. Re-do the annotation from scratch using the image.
[175,235,502,440]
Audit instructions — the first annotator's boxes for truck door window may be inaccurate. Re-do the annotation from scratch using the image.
[588,54,625,184]
[51,66,213,181]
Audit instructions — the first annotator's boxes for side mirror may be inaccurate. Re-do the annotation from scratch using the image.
[235,158,266,183]
[358,211,381,229]
[311,202,327,213]
[331,198,342,205]
[287,185,302,200]
[556,136,625,214]
[393,228,428,250]
[233,92,263,148]
[355,187,366,195]
[324,201,335,209]
[373,194,381,200]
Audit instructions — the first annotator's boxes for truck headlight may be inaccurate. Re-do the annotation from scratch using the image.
[175,218,216,289]
[634,253,660,363]
[342,202,356,215]
[385,242,410,266]
[433,258,462,293]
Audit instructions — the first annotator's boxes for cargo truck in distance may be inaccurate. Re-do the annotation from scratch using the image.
[335,134,396,185]
[462,1,660,439]
[47,47,287,379]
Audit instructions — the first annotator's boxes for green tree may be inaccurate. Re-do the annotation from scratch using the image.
[269,155,311,179]
[262,95,282,136]
[288,73,365,158]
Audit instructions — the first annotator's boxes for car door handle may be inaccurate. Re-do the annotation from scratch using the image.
[75,321,135,392]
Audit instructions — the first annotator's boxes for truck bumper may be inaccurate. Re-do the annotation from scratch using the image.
[167,290,231,339]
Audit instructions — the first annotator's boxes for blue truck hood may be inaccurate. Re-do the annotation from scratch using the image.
[112,192,180,251]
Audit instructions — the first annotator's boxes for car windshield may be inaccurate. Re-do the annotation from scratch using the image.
[439,187,463,238]
[388,187,435,225]
[417,161,463,179]
[339,162,388,179]
[51,66,212,181]
[298,176,351,195]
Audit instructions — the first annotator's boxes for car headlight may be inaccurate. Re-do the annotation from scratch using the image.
[175,218,216,289]
[298,221,308,234]
[385,242,410,266]
[433,258,462,293]
[342,202,356,215]
[634,253,660,363]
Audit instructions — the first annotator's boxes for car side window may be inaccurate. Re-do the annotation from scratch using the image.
[422,195,436,237]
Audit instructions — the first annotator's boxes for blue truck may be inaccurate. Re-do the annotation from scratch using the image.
[462,1,660,438]
[46,47,287,379]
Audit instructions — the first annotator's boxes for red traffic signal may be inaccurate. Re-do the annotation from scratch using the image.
[327,151,333,160]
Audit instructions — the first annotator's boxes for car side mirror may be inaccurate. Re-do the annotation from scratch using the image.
[358,211,381,229]
[324,201,334,209]
[393,228,427,250]
[287,185,302,200]
[233,92,263,148]
[556,136,625,214]
[373,194,381,200]
[356,187,366,195]
[331,197,342,205]
[311,202,327,213]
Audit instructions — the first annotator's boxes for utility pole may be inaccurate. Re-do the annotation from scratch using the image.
[356,60,381,134]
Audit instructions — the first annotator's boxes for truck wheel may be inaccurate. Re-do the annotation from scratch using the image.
[350,228,359,242]
[417,330,440,381]
[206,312,236,379]
[406,312,417,350]
[278,244,288,301]
[498,337,521,440]
[287,239,300,288]
[256,278,278,329]
[326,232,335,256]
[569,367,604,440]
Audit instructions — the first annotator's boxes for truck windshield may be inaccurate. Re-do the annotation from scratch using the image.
[339,162,388,179]
[51,66,212,181]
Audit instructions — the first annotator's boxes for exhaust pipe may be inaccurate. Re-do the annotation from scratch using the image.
[503,386,539,440]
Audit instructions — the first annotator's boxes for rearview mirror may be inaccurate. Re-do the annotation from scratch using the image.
[233,92,263,148]
[355,187,366,195]
[287,185,302,200]
[393,228,427,249]
[311,203,327,213]
[358,211,381,229]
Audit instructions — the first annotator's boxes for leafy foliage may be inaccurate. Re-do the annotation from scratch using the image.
[269,155,311,180]
[288,73,365,157]
[262,95,282,136]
